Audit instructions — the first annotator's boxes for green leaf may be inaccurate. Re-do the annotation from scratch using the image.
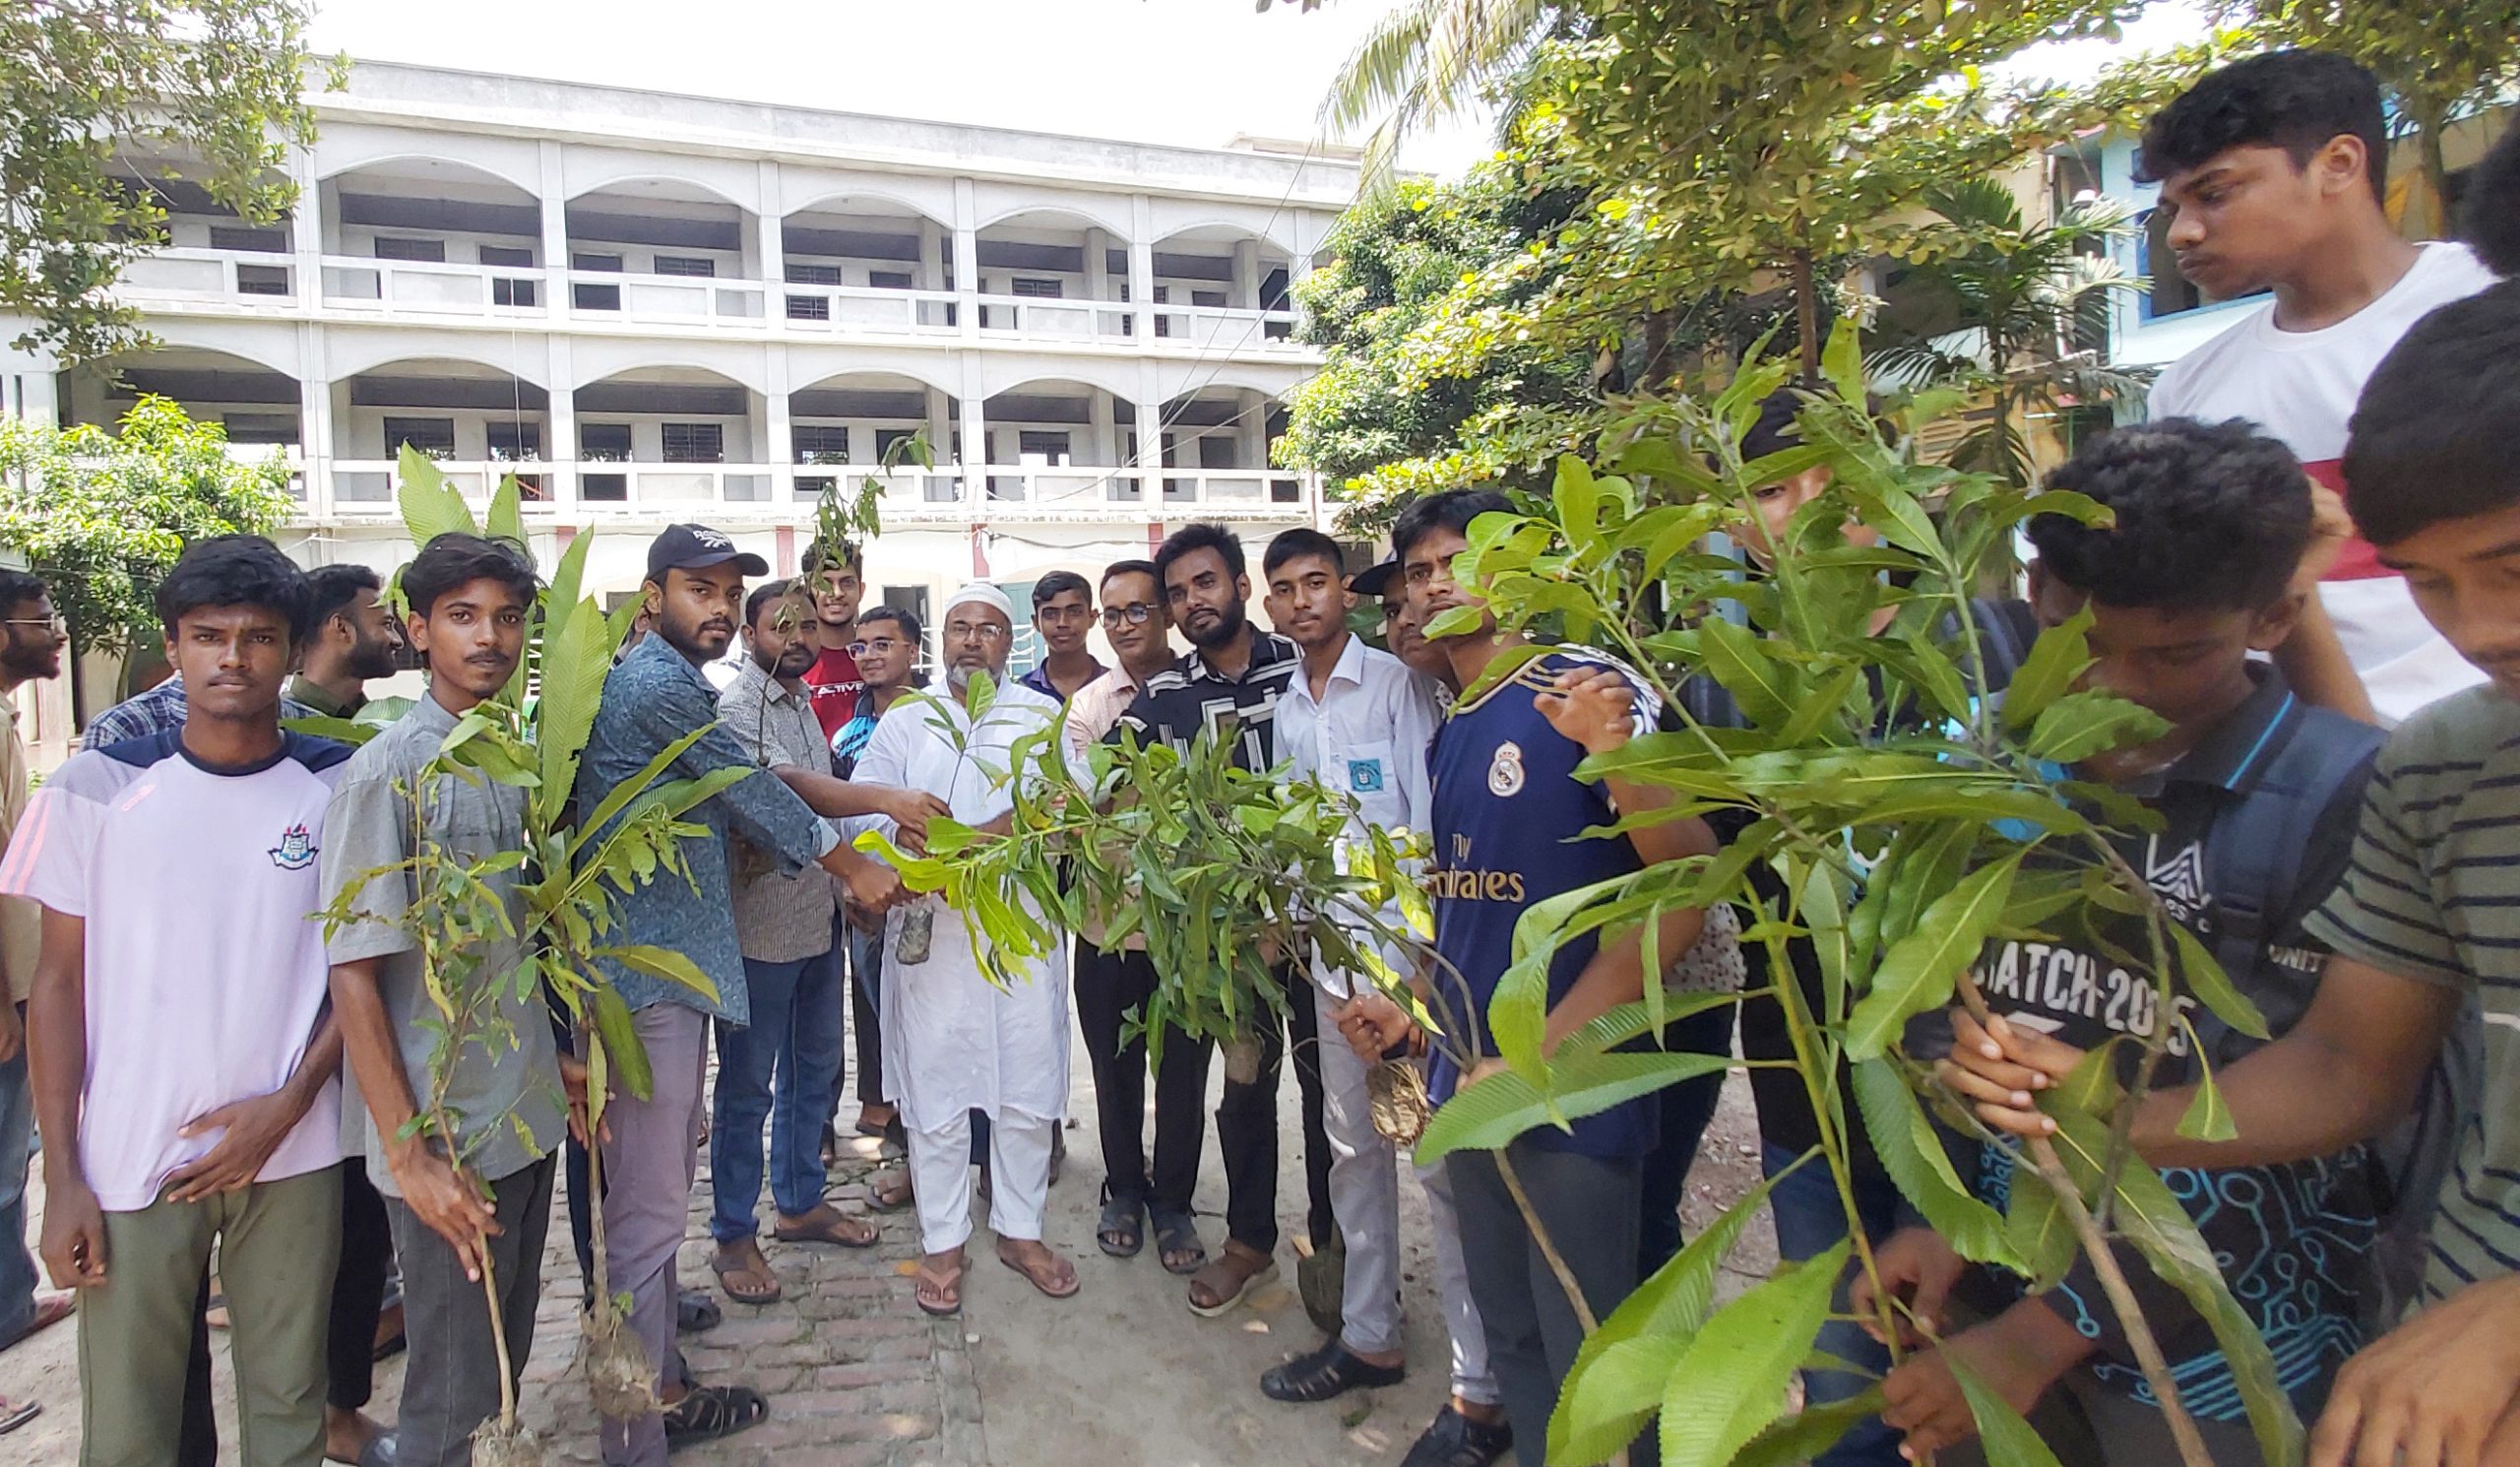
[2003,1177,2078,1288]
[596,944,722,1005]
[1552,454,1603,551]
[2169,922,2269,1041]
[1657,1242,1850,1467]
[2024,689,2170,765]
[1845,850,2025,1059]
[2175,1022,2238,1143]
[1413,1052,1732,1163]
[1553,1165,1796,1464]
[1851,1058,2021,1270]
[484,474,527,546]
[1944,1350,2067,1467]
[1696,615,1795,727]
[1731,1388,1892,1467]
[1999,606,2092,733]
[1822,316,1868,410]
[535,597,613,827]
[282,714,380,746]
[589,986,652,1102]
[395,445,477,546]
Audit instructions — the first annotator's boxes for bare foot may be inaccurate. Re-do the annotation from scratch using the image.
[324,1405,385,1464]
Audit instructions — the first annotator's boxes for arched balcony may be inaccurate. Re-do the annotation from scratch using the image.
[778,196,958,335]
[62,347,306,502]
[326,357,549,507]
[317,159,545,317]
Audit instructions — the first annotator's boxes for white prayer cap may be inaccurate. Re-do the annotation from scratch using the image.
[942,582,1015,622]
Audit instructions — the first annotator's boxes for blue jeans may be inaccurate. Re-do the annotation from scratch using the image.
[0,1009,36,1347]
[1765,1142,1906,1467]
[711,946,846,1240]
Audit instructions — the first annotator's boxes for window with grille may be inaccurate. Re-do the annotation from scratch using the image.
[235,265,290,296]
[222,414,297,446]
[787,262,842,286]
[1153,285,1171,338]
[653,255,717,278]
[580,422,633,463]
[793,425,850,466]
[868,270,914,289]
[1011,278,1064,299]
[373,236,446,263]
[874,427,920,464]
[486,420,543,462]
[211,225,287,254]
[492,278,537,308]
[662,422,724,464]
[385,417,458,460]
[787,294,830,321]
[1017,430,1071,462]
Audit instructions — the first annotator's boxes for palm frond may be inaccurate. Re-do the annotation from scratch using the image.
[1322,0,1441,137]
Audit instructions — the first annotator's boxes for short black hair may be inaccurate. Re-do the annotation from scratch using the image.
[155,534,313,642]
[1741,388,1809,461]
[746,577,803,629]
[403,534,537,620]
[0,568,47,620]
[1391,488,1513,563]
[1155,522,1244,588]
[2027,418,2311,612]
[801,535,863,574]
[1101,558,1160,596]
[1032,570,1092,609]
[2344,283,2520,545]
[2461,119,2520,279]
[2135,50,2389,202]
[304,562,383,628]
[858,605,921,643]
[1263,528,1346,579]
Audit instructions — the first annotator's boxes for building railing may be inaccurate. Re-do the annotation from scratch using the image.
[318,459,1311,519]
[111,247,1313,351]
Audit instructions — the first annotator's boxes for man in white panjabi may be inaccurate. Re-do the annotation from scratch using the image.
[849,583,1077,1316]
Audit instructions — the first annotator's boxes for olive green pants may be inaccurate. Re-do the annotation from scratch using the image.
[78,1165,343,1467]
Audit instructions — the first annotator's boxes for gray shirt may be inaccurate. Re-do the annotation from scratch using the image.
[717,657,841,964]
[319,691,563,1194]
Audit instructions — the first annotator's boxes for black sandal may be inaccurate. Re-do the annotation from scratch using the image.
[662,1382,768,1451]
[1097,1188,1146,1258]
[1260,1337,1407,1403]
[1151,1205,1206,1276]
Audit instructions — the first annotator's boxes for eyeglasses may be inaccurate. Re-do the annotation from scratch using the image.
[945,621,1010,643]
[844,637,909,658]
[1101,604,1157,627]
[0,615,64,634]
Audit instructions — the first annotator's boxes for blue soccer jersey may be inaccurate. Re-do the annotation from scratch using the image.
[1427,646,1660,1158]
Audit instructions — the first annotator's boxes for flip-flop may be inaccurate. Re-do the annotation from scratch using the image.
[0,1398,40,1435]
[997,1246,1081,1300]
[710,1248,784,1307]
[773,1209,880,1249]
[914,1261,965,1317]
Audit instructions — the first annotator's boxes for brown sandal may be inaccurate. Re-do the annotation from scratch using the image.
[773,1204,880,1249]
[710,1244,784,1306]
[864,1169,915,1213]
[1186,1241,1278,1317]
[914,1258,965,1317]
[997,1243,1081,1300]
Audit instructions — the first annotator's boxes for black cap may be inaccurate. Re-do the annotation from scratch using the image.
[646,523,768,581]
[1349,558,1401,598]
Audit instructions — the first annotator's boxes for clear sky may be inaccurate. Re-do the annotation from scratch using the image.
[306,0,2211,179]
[306,0,1500,173]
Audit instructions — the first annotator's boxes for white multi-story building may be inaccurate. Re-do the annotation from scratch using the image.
[5,59,1357,661]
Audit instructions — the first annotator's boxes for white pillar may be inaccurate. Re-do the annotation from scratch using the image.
[957,351,987,504]
[918,220,946,291]
[1088,389,1117,467]
[539,142,569,323]
[288,147,322,314]
[1084,228,1110,301]
[1238,389,1266,470]
[1129,195,1157,341]
[924,385,953,468]
[1232,237,1260,311]
[765,345,793,501]
[297,322,333,519]
[546,335,577,504]
[953,179,980,340]
[753,160,784,286]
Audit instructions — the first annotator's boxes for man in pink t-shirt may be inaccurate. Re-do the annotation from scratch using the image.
[2139,49,2500,725]
[1,537,349,1467]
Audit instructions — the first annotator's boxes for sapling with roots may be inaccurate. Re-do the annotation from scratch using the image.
[893,322,2304,1467]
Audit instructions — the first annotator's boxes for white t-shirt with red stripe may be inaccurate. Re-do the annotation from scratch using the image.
[2149,240,2500,725]
[0,730,348,1211]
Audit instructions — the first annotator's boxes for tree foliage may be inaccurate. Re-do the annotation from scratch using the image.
[0,0,332,364]
[0,395,297,652]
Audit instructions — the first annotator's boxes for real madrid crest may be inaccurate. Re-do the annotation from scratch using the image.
[1487,739,1526,797]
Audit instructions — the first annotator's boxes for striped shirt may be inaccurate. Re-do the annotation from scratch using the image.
[1115,630,1298,773]
[2306,685,2520,1302]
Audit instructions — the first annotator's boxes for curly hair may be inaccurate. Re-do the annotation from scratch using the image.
[2345,284,2520,545]
[2027,418,2311,612]
[2136,50,2388,203]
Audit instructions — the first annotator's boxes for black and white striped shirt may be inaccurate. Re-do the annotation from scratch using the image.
[1115,630,1299,773]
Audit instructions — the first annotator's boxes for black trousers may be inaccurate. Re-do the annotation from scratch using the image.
[1638,1000,1739,1278]
[1074,939,1211,1213]
[1215,963,1335,1253]
[176,1157,392,1464]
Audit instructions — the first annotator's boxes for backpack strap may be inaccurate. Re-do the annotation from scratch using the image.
[1970,598,2044,693]
[2200,692,2385,1061]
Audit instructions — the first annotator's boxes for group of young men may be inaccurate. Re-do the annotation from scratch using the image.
[2,39,2520,1467]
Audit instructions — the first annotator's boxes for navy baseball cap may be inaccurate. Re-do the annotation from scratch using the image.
[646,523,768,580]
[1349,558,1401,598]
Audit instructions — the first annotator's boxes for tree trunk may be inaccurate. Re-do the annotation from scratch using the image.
[1791,249,1821,380]
[2420,120,2451,238]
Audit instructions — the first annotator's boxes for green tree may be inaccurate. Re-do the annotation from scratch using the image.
[1869,177,2148,483]
[0,0,331,365]
[1277,159,1593,533]
[0,395,297,652]
[2219,0,2520,226]
[1317,0,1558,185]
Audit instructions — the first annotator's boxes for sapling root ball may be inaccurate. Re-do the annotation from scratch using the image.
[471,1419,548,1467]
[582,1304,658,1420]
